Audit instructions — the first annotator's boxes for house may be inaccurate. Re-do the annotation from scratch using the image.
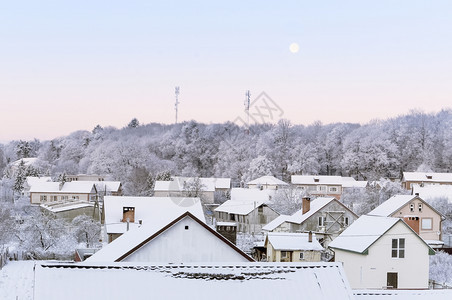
[41,201,99,221]
[246,175,288,190]
[230,187,274,202]
[214,199,279,233]
[329,215,435,289]
[88,181,123,197]
[291,175,367,199]
[153,177,231,204]
[103,196,205,242]
[263,197,358,249]
[402,171,452,190]
[88,211,253,263]
[29,181,97,204]
[265,232,323,262]
[367,194,445,246]
[33,262,354,300]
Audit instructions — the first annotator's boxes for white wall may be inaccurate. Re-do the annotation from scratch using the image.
[123,216,250,263]
[334,222,430,289]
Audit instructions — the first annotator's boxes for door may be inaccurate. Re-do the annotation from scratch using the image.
[387,272,398,289]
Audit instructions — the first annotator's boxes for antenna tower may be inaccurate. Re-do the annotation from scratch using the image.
[175,86,180,124]
[244,90,251,134]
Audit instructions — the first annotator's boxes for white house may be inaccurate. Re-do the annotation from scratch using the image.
[88,211,253,263]
[29,181,97,204]
[402,172,452,190]
[329,215,435,290]
[291,175,367,199]
[103,196,205,242]
[22,176,52,197]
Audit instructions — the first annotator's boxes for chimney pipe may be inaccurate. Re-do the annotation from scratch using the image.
[126,218,130,231]
[415,193,419,196]
[302,197,311,214]
[308,231,312,243]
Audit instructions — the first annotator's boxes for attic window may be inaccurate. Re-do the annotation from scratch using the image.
[185,225,189,230]
[426,175,432,180]
[410,203,414,212]
[418,203,423,212]
[314,178,319,183]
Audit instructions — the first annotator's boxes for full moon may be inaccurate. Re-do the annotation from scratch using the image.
[289,43,299,53]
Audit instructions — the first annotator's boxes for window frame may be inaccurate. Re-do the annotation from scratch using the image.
[421,218,433,230]
[391,238,405,258]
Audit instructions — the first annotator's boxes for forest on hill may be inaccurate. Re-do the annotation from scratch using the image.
[1,109,452,196]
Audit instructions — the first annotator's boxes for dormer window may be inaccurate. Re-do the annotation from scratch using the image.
[410,203,414,212]
[314,178,319,183]
[426,175,432,180]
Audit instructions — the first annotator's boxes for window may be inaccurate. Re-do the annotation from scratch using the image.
[418,203,423,212]
[318,186,327,192]
[318,216,326,227]
[330,187,338,192]
[40,195,47,202]
[391,238,405,258]
[230,214,235,221]
[281,251,288,258]
[61,196,68,201]
[51,196,58,202]
[184,225,189,230]
[421,218,433,230]
[344,217,349,226]
[299,252,304,260]
[409,203,414,212]
[258,206,263,214]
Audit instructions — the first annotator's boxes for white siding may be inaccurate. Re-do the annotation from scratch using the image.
[123,217,249,263]
[334,222,430,289]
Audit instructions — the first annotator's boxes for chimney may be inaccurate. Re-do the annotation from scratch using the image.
[415,193,419,197]
[308,231,313,243]
[302,197,311,214]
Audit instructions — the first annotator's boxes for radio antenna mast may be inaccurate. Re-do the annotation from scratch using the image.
[244,90,251,134]
[175,86,180,124]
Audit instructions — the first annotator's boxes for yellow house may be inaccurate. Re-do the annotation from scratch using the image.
[265,232,323,262]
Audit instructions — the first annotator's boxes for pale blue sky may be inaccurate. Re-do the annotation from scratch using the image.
[1,1,451,141]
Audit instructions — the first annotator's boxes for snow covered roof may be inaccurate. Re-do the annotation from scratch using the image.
[60,182,97,193]
[215,199,267,215]
[29,182,60,193]
[104,196,205,234]
[200,177,231,189]
[403,172,452,183]
[247,176,288,186]
[230,188,273,202]
[33,262,354,300]
[412,184,452,204]
[329,215,401,253]
[368,195,416,217]
[41,201,94,213]
[266,232,324,251]
[342,180,368,188]
[291,175,356,185]
[89,212,253,263]
[262,214,290,231]
[84,181,121,193]
[262,197,338,231]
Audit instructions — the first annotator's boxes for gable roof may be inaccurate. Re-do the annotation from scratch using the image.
[403,172,452,183]
[265,232,324,251]
[34,262,354,300]
[104,196,205,234]
[412,184,452,204]
[247,176,288,186]
[29,182,60,193]
[328,215,434,255]
[88,211,253,262]
[29,181,97,194]
[230,188,273,202]
[215,199,267,215]
[154,177,216,192]
[368,194,444,218]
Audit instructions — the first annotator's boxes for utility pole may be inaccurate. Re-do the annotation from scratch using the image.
[175,86,180,124]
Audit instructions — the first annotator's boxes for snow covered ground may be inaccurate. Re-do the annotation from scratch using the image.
[0,261,35,300]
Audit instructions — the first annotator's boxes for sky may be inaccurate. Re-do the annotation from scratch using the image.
[1,0,452,142]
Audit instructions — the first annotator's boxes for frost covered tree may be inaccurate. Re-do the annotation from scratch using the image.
[269,185,306,215]
[430,251,452,286]
[127,118,140,128]
[71,215,101,248]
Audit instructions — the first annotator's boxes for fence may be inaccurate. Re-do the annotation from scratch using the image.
[0,249,28,270]
[429,279,452,289]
